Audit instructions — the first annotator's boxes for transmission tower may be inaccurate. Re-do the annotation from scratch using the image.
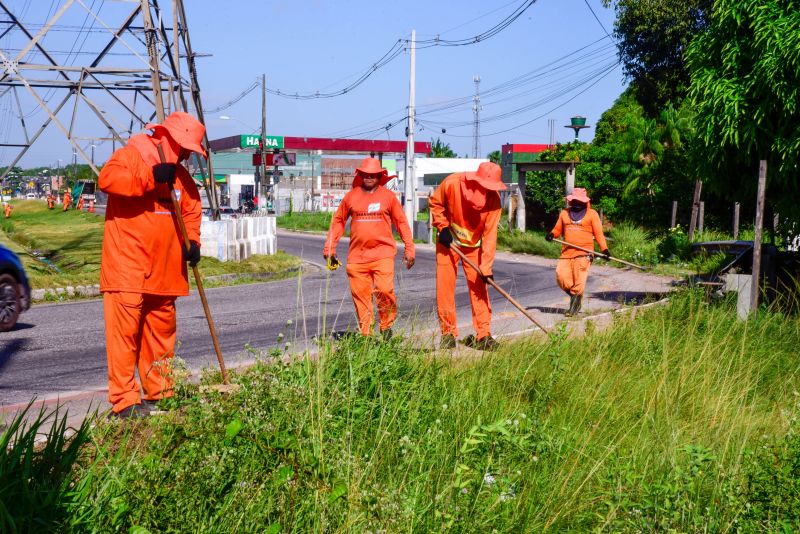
[472,75,480,159]
[0,0,220,216]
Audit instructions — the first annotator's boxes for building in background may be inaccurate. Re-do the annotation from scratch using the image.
[501,143,550,183]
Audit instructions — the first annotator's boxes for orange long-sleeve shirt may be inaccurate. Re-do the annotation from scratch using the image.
[550,207,608,259]
[323,185,414,264]
[429,173,502,275]
[99,136,201,296]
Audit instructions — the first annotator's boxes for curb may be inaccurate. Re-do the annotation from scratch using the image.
[31,284,100,301]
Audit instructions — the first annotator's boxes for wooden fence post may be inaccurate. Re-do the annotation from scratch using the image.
[670,200,677,229]
[698,201,705,234]
[750,161,767,313]
[688,180,702,240]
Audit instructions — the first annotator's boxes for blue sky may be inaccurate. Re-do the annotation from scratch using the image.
[0,0,625,168]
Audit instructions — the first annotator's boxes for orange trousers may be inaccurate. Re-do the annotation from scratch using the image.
[103,291,176,413]
[436,244,492,339]
[556,256,592,296]
[345,257,397,335]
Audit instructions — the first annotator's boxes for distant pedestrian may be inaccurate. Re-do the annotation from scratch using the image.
[98,111,204,419]
[546,188,609,317]
[62,190,71,211]
[323,157,415,339]
[4,203,11,219]
[47,195,55,209]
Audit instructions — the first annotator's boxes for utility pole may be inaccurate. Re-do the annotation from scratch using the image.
[472,75,481,158]
[404,30,417,233]
[260,73,267,211]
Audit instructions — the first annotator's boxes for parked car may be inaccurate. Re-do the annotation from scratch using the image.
[0,244,30,331]
[25,193,36,200]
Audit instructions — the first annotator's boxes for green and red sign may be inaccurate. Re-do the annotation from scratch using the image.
[240,134,284,150]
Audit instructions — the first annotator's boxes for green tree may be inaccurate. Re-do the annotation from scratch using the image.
[486,150,501,164]
[603,0,712,114]
[686,0,800,222]
[428,138,456,158]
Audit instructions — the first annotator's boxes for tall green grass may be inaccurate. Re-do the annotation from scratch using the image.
[276,211,332,233]
[58,291,800,532]
[0,404,92,532]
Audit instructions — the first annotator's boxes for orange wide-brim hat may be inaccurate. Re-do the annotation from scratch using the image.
[352,157,391,188]
[464,161,506,191]
[146,111,207,158]
[566,187,590,204]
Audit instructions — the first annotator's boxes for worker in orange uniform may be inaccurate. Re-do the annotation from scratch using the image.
[3,202,11,219]
[62,190,71,211]
[430,162,505,351]
[47,194,55,209]
[546,188,609,317]
[88,198,95,213]
[77,196,85,211]
[98,111,204,419]
[323,157,415,339]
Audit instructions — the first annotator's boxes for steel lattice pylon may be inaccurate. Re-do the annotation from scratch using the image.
[0,0,220,215]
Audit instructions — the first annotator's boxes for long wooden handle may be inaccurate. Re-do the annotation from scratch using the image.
[156,144,230,385]
[550,237,646,271]
[450,246,549,335]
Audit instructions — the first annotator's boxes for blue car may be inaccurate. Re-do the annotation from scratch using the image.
[0,244,31,331]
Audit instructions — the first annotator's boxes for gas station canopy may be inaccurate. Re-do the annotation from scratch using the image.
[209,134,431,155]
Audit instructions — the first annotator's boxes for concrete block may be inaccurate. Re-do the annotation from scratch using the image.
[66,286,75,297]
[724,274,752,320]
[31,289,45,301]
[200,215,277,261]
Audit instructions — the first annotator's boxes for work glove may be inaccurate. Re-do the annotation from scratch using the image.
[601,249,611,260]
[153,163,177,185]
[325,254,340,271]
[545,232,554,242]
[184,240,201,267]
[437,227,453,248]
[482,273,494,284]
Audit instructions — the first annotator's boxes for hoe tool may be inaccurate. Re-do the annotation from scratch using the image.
[550,237,647,271]
[450,245,549,335]
[156,144,233,390]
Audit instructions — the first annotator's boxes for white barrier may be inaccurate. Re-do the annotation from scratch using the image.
[200,215,277,261]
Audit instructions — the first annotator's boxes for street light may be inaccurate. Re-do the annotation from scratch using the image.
[219,115,257,132]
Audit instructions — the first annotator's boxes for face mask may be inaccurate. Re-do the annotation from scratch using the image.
[570,202,586,212]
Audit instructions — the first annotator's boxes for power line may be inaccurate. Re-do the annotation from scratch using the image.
[421,62,620,138]
[207,0,539,106]
[583,0,611,38]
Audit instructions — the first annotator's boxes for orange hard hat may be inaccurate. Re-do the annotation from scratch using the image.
[464,162,506,191]
[146,111,207,158]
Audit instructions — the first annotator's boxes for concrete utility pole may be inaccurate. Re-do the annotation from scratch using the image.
[404,29,417,232]
[260,73,267,211]
[472,75,481,158]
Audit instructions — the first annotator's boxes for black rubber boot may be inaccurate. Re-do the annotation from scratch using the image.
[565,295,577,317]
[440,334,457,349]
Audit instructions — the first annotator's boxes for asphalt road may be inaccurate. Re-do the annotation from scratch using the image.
[0,230,670,408]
